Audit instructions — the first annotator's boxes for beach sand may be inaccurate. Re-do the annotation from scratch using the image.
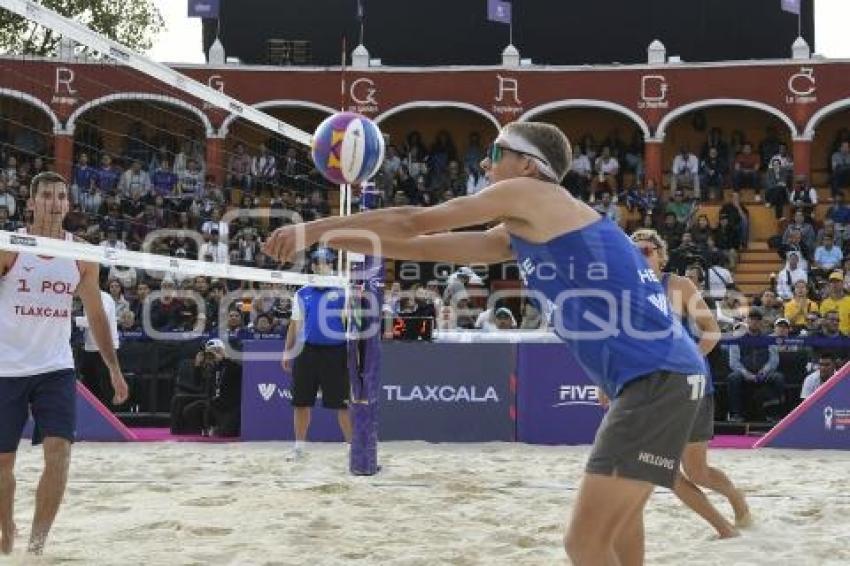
[1,442,848,565]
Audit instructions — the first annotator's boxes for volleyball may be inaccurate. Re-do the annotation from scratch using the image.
[311,112,386,185]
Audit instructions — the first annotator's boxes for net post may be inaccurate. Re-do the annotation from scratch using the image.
[349,183,381,476]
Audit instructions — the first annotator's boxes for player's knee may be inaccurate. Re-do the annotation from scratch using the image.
[564,525,606,560]
[42,441,71,474]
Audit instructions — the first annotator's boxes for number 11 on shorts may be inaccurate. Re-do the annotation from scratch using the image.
[687,374,706,401]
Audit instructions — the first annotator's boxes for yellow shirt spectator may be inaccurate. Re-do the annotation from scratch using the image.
[819,296,850,335]
[784,298,819,327]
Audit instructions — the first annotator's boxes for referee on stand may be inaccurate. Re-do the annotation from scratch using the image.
[282,248,352,460]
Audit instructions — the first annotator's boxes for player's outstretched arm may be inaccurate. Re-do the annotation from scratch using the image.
[263,180,519,263]
[76,261,129,404]
[324,224,513,264]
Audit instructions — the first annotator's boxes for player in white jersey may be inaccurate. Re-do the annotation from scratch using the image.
[0,172,128,556]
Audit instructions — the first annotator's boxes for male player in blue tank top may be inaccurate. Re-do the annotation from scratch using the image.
[265,122,709,565]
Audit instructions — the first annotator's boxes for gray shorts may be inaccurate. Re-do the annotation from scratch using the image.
[586,371,702,488]
[688,395,715,443]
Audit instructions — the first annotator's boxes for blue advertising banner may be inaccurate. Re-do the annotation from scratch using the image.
[377,342,515,442]
[516,343,603,445]
[241,340,346,441]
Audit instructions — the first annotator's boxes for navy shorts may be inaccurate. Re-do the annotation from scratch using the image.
[0,369,77,452]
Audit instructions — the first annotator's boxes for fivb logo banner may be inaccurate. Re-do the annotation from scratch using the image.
[516,343,603,445]
[755,362,850,450]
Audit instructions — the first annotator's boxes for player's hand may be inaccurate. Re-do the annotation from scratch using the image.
[110,369,129,405]
[598,391,610,409]
[281,356,292,373]
[263,225,307,264]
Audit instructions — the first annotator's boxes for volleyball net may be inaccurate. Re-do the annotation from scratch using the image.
[0,0,383,472]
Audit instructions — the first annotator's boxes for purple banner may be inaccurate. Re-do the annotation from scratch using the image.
[516,343,603,445]
[781,0,800,15]
[188,0,220,18]
[487,0,512,24]
[241,340,346,441]
[377,342,514,442]
[756,363,850,450]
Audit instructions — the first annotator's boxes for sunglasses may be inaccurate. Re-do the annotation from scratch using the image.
[488,143,539,164]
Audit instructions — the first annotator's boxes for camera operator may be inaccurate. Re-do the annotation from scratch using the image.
[177,339,242,437]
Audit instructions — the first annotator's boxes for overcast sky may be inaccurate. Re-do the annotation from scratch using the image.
[148,0,850,64]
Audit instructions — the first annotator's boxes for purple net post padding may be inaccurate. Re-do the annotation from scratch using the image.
[349,253,383,476]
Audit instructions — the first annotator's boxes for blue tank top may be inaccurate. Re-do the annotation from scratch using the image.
[510,217,705,398]
[661,273,715,395]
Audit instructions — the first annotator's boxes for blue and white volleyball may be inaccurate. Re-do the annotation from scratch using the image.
[311,112,385,185]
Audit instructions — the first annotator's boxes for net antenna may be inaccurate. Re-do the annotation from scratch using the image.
[0,0,353,290]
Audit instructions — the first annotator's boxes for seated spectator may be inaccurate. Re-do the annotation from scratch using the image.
[799,311,822,337]
[714,214,741,268]
[519,299,546,329]
[70,152,96,204]
[670,146,700,200]
[252,144,277,192]
[816,219,844,250]
[688,214,712,247]
[3,155,17,189]
[772,317,809,387]
[779,225,813,267]
[443,267,481,305]
[826,190,850,231]
[178,158,205,207]
[149,278,185,332]
[475,303,517,331]
[591,146,619,199]
[466,163,488,196]
[564,144,592,200]
[117,309,139,333]
[108,264,138,293]
[706,256,735,301]
[800,354,839,400]
[227,143,254,191]
[100,226,127,251]
[665,189,695,226]
[0,179,16,220]
[764,158,789,220]
[720,190,750,248]
[94,154,120,194]
[727,309,784,422]
[758,290,784,328]
[667,232,704,275]
[199,229,229,264]
[830,141,850,200]
[782,211,817,253]
[106,279,131,319]
[788,176,817,221]
[733,142,761,199]
[151,159,178,198]
[715,291,746,333]
[817,310,843,339]
[813,236,843,279]
[445,160,466,197]
[700,146,728,201]
[118,159,151,198]
[624,178,660,220]
[819,271,850,335]
[0,206,18,232]
[784,280,818,329]
[592,191,621,226]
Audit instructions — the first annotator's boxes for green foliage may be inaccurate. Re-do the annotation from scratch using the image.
[0,0,165,56]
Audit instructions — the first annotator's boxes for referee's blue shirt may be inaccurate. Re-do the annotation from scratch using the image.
[292,286,347,346]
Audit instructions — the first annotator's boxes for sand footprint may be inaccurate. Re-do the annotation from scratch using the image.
[180,495,236,508]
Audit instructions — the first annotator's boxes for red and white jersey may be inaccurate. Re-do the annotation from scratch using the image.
[0,230,80,376]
